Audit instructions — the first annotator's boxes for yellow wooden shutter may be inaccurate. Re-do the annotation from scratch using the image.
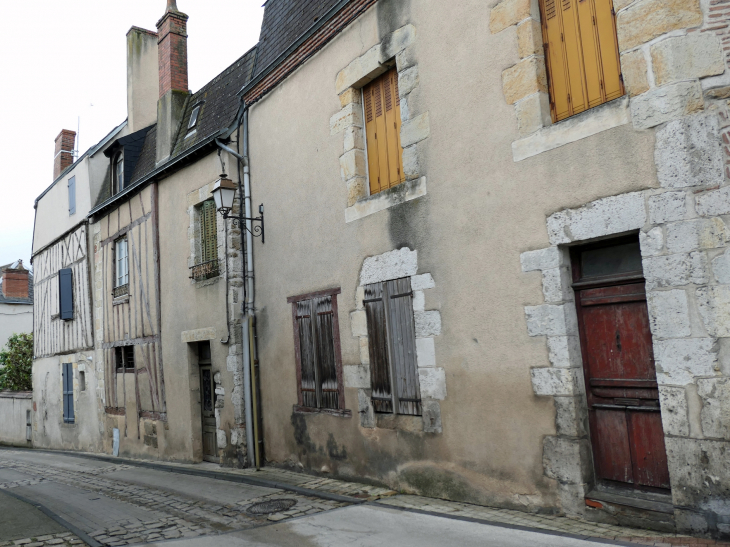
[364,82,382,195]
[383,70,405,188]
[541,0,624,122]
[594,0,623,102]
[364,68,405,196]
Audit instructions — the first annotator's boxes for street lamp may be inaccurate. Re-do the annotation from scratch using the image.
[211,175,265,243]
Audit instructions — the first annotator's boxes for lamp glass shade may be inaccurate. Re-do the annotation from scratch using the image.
[212,178,236,213]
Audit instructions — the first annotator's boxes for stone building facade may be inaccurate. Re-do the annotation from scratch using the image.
[30,0,730,539]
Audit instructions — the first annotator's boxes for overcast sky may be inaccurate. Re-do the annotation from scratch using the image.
[0,1,264,268]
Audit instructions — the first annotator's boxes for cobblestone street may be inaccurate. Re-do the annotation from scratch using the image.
[1,449,729,547]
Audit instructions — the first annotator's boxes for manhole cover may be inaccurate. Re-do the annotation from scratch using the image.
[246,499,298,515]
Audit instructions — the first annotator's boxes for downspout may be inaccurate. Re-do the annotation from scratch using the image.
[216,106,257,467]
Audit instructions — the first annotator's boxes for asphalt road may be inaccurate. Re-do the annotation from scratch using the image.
[0,448,629,547]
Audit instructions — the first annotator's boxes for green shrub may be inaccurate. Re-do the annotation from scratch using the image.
[0,333,33,391]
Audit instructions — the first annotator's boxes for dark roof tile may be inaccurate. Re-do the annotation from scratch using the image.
[255,0,343,78]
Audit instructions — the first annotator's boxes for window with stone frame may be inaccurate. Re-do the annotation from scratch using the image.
[362,68,406,195]
[363,277,421,416]
[539,0,624,122]
[113,237,129,298]
[289,289,346,414]
[192,199,220,280]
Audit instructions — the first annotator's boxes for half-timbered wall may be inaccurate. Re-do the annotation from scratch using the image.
[33,225,94,358]
[95,185,166,428]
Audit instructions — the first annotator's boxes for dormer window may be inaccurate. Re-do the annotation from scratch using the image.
[188,105,201,129]
[113,152,124,194]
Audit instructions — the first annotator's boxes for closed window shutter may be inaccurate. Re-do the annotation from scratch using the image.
[201,200,218,263]
[68,176,76,215]
[313,296,339,410]
[296,300,317,408]
[541,0,623,122]
[59,268,74,321]
[364,282,394,413]
[593,0,623,102]
[386,278,421,416]
[364,83,382,196]
[63,363,74,423]
[295,297,341,410]
[364,68,405,196]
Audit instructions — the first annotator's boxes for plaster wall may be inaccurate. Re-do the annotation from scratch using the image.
[0,392,32,447]
[32,353,103,453]
[247,0,657,513]
[156,152,248,466]
[0,304,33,348]
[33,161,92,253]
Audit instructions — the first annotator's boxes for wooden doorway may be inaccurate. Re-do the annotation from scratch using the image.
[571,237,670,491]
[199,342,217,463]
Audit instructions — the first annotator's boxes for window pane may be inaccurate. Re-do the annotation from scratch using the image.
[581,242,642,278]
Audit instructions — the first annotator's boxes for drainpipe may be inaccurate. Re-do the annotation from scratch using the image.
[215,107,257,467]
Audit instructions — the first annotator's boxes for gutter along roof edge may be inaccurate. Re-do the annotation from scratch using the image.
[34,120,128,205]
[237,0,352,98]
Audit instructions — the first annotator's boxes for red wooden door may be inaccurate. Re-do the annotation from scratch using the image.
[572,239,670,491]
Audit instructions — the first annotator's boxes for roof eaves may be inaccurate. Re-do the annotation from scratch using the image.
[87,130,228,218]
[34,120,128,205]
[238,0,351,98]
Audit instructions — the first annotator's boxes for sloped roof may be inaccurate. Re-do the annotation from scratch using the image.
[0,264,33,306]
[254,0,343,78]
[91,46,258,214]
[171,47,258,157]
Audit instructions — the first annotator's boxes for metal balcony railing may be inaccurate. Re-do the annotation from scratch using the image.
[189,259,220,281]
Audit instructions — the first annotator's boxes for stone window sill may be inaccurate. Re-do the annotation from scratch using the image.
[293,405,352,418]
[113,295,130,306]
[345,177,427,223]
[512,97,630,162]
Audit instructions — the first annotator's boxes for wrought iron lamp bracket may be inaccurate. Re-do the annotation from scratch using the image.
[221,206,265,243]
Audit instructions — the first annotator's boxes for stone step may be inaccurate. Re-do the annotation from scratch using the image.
[584,488,676,534]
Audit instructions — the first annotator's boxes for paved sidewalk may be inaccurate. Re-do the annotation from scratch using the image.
[97,454,729,547]
[7,449,730,547]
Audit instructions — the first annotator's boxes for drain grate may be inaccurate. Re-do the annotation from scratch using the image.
[246,498,298,515]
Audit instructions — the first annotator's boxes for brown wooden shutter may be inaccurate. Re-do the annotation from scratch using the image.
[201,200,218,263]
[541,0,624,122]
[363,68,405,196]
[364,282,393,413]
[386,278,421,416]
[295,299,318,408]
[313,296,339,410]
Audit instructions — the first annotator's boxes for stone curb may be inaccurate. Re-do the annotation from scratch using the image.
[0,446,366,506]
[372,500,644,547]
[0,488,101,547]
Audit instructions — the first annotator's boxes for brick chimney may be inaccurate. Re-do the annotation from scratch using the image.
[156,0,190,164]
[54,130,76,180]
[2,261,29,299]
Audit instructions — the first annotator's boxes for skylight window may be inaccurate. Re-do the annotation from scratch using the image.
[188,105,201,129]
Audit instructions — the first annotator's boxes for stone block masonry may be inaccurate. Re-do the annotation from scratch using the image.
[520,105,730,537]
[350,248,445,434]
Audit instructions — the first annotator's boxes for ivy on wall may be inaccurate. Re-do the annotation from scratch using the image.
[0,333,33,392]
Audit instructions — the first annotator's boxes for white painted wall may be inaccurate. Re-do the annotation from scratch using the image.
[0,303,33,349]
[0,391,32,446]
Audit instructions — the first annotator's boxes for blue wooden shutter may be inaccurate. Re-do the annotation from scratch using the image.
[68,176,76,215]
[59,268,74,321]
[63,363,74,423]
